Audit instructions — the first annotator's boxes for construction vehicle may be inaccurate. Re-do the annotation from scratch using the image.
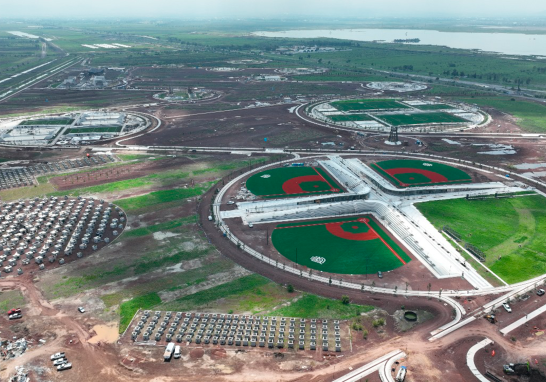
[395,366,407,382]
[485,314,497,324]
[7,308,21,315]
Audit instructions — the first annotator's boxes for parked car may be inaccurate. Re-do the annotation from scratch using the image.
[502,303,512,313]
[8,313,22,320]
[7,308,21,315]
[377,271,383,279]
[57,362,72,371]
[248,223,254,228]
[174,345,181,359]
[227,201,235,205]
[537,289,545,296]
[53,358,67,366]
[78,307,85,313]
[51,352,66,361]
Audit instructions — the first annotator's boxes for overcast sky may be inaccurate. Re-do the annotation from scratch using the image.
[1,0,545,19]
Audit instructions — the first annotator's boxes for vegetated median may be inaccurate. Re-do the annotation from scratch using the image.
[416,195,546,284]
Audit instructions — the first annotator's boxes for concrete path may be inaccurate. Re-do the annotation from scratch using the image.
[466,338,494,382]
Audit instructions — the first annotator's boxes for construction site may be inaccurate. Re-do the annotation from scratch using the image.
[1,15,546,382]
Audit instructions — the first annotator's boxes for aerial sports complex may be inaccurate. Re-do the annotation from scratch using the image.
[215,153,534,291]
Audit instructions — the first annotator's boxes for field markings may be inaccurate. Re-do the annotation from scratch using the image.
[276,217,407,266]
[373,162,472,188]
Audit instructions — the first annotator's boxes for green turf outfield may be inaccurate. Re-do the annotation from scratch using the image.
[330,99,409,112]
[370,159,471,188]
[416,195,546,284]
[271,216,411,274]
[328,114,375,122]
[413,104,455,110]
[376,112,467,126]
[246,167,342,198]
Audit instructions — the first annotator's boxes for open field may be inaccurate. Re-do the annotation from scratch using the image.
[246,166,343,198]
[376,112,468,126]
[272,216,411,274]
[417,195,546,283]
[331,98,408,111]
[371,159,472,188]
[457,96,546,133]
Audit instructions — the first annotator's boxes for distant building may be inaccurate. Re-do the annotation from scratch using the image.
[92,76,106,87]
[88,67,104,76]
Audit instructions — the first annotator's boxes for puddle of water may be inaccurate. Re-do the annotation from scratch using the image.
[88,324,119,344]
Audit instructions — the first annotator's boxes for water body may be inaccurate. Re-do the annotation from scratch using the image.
[253,29,546,57]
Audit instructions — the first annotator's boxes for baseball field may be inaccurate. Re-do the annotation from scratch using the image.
[370,159,472,188]
[271,216,411,275]
[246,166,343,199]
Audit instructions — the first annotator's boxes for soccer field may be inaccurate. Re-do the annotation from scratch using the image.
[371,159,471,188]
[271,216,411,274]
[376,112,468,126]
[417,195,546,284]
[328,114,375,122]
[246,167,343,199]
[330,99,409,112]
[414,104,455,111]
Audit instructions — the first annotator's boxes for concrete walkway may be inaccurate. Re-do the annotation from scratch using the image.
[466,338,494,382]
[333,349,404,382]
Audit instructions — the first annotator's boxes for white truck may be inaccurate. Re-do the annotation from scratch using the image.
[164,343,175,361]
[395,366,407,382]
[174,345,181,359]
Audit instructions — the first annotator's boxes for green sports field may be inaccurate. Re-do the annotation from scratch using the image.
[417,195,546,284]
[19,118,74,126]
[66,126,123,134]
[376,112,467,126]
[413,104,455,111]
[328,114,375,122]
[370,159,471,188]
[330,99,409,112]
[246,167,343,199]
[272,216,411,274]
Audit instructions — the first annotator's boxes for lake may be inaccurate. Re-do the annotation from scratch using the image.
[253,28,546,57]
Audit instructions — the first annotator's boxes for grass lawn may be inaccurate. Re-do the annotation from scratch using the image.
[331,98,408,112]
[457,97,546,133]
[48,177,154,197]
[268,294,374,319]
[0,182,55,201]
[119,292,162,333]
[0,290,25,313]
[329,114,374,122]
[115,182,212,211]
[416,195,546,283]
[376,112,467,126]
[155,274,271,311]
[272,216,410,274]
